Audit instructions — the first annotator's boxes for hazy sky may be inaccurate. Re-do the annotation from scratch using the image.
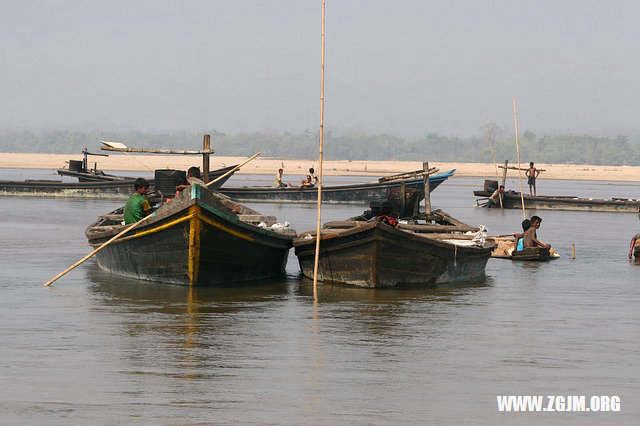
[1,0,639,136]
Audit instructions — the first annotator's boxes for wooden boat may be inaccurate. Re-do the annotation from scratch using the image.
[510,247,558,261]
[0,165,235,200]
[474,185,640,213]
[294,210,495,288]
[86,184,296,285]
[217,169,455,204]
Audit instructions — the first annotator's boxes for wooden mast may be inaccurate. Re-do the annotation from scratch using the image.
[202,134,211,183]
[313,0,326,294]
[513,97,526,219]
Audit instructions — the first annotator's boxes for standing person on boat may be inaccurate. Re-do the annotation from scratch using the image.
[274,168,288,188]
[627,233,640,259]
[123,178,152,224]
[485,185,504,208]
[523,215,551,249]
[526,162,541,196]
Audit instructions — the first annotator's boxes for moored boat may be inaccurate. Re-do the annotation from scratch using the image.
[0,165,236,200]
[294,211,495,288]
[510,247,558,261]
[474,180,640,213]
[218,169,455,204]
[86,184,296,285]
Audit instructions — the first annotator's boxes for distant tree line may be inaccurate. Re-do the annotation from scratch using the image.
[1,127,640,166]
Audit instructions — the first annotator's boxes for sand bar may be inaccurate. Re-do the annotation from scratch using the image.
[1,152,640,182]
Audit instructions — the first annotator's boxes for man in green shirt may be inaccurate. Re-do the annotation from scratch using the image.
[124,178,152,224]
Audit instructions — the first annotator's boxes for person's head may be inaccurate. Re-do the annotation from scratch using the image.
[521,219,531,231]
[278,168,283,174]
[187,166,201,178]
[530,215,542,228]
[529,162,534,167]
[134,177,150,194]
[499,185,505,192]
[309,167,315,174]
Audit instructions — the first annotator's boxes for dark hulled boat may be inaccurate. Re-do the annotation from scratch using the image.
[218,169,455,204]
[86,184,296,285]
[294,212,495,288]
[0,165,236,200]
[510,247,557,261]
[474,180,640,213]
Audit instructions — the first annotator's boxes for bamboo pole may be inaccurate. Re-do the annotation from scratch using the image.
[205,152,261,188]
[43,212,155,286]
[202,134,211,183]
[488,135,502,208]
[513,97,526,219]
[423,161,431,215]
[313,0,326,296]
[500,160,508,208]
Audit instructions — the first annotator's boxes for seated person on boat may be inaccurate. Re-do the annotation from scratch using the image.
[298,167,318,188]
[513,219,531,252]
[274,168,288,188]
[177,166,207,191]
[486,185,504,208]
[523,215,551,249]
[123,178,152,224]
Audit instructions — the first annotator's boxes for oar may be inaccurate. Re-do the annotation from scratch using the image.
[43,212,155,287]
[205,152,261,188]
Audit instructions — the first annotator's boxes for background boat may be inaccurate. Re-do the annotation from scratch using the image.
[0,165,236,199]
[474,179,640,213]
[218,169,455,204]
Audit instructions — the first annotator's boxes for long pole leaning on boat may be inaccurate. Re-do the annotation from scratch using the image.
[513,96,526,219]
[205,152,261,188]
[313,0,326,294]
[43,153,262,287]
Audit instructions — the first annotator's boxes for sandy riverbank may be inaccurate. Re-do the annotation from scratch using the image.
[1,152,640,182]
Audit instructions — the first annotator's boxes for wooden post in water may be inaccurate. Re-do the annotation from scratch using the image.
[513,97,526,220]
[312,0,326,297]
[571,243,576,259]
[500,160,508,208]
[202,134,211,184]
[423,161,431,215]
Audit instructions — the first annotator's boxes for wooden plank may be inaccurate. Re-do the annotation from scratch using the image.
[396,223,480,233]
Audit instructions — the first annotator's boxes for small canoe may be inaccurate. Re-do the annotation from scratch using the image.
[510,247,558,261]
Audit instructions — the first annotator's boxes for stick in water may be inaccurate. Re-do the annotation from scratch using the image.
[43,213,155,287]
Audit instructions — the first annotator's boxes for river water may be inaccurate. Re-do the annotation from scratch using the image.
[1,170,639,424]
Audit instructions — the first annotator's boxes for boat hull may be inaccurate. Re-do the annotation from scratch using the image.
[0,166,233,200]
[511,247,555,261]
[474,190,640,213]
[218,170,455,204]
[87,186,293,285]
[294,222,492,288]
